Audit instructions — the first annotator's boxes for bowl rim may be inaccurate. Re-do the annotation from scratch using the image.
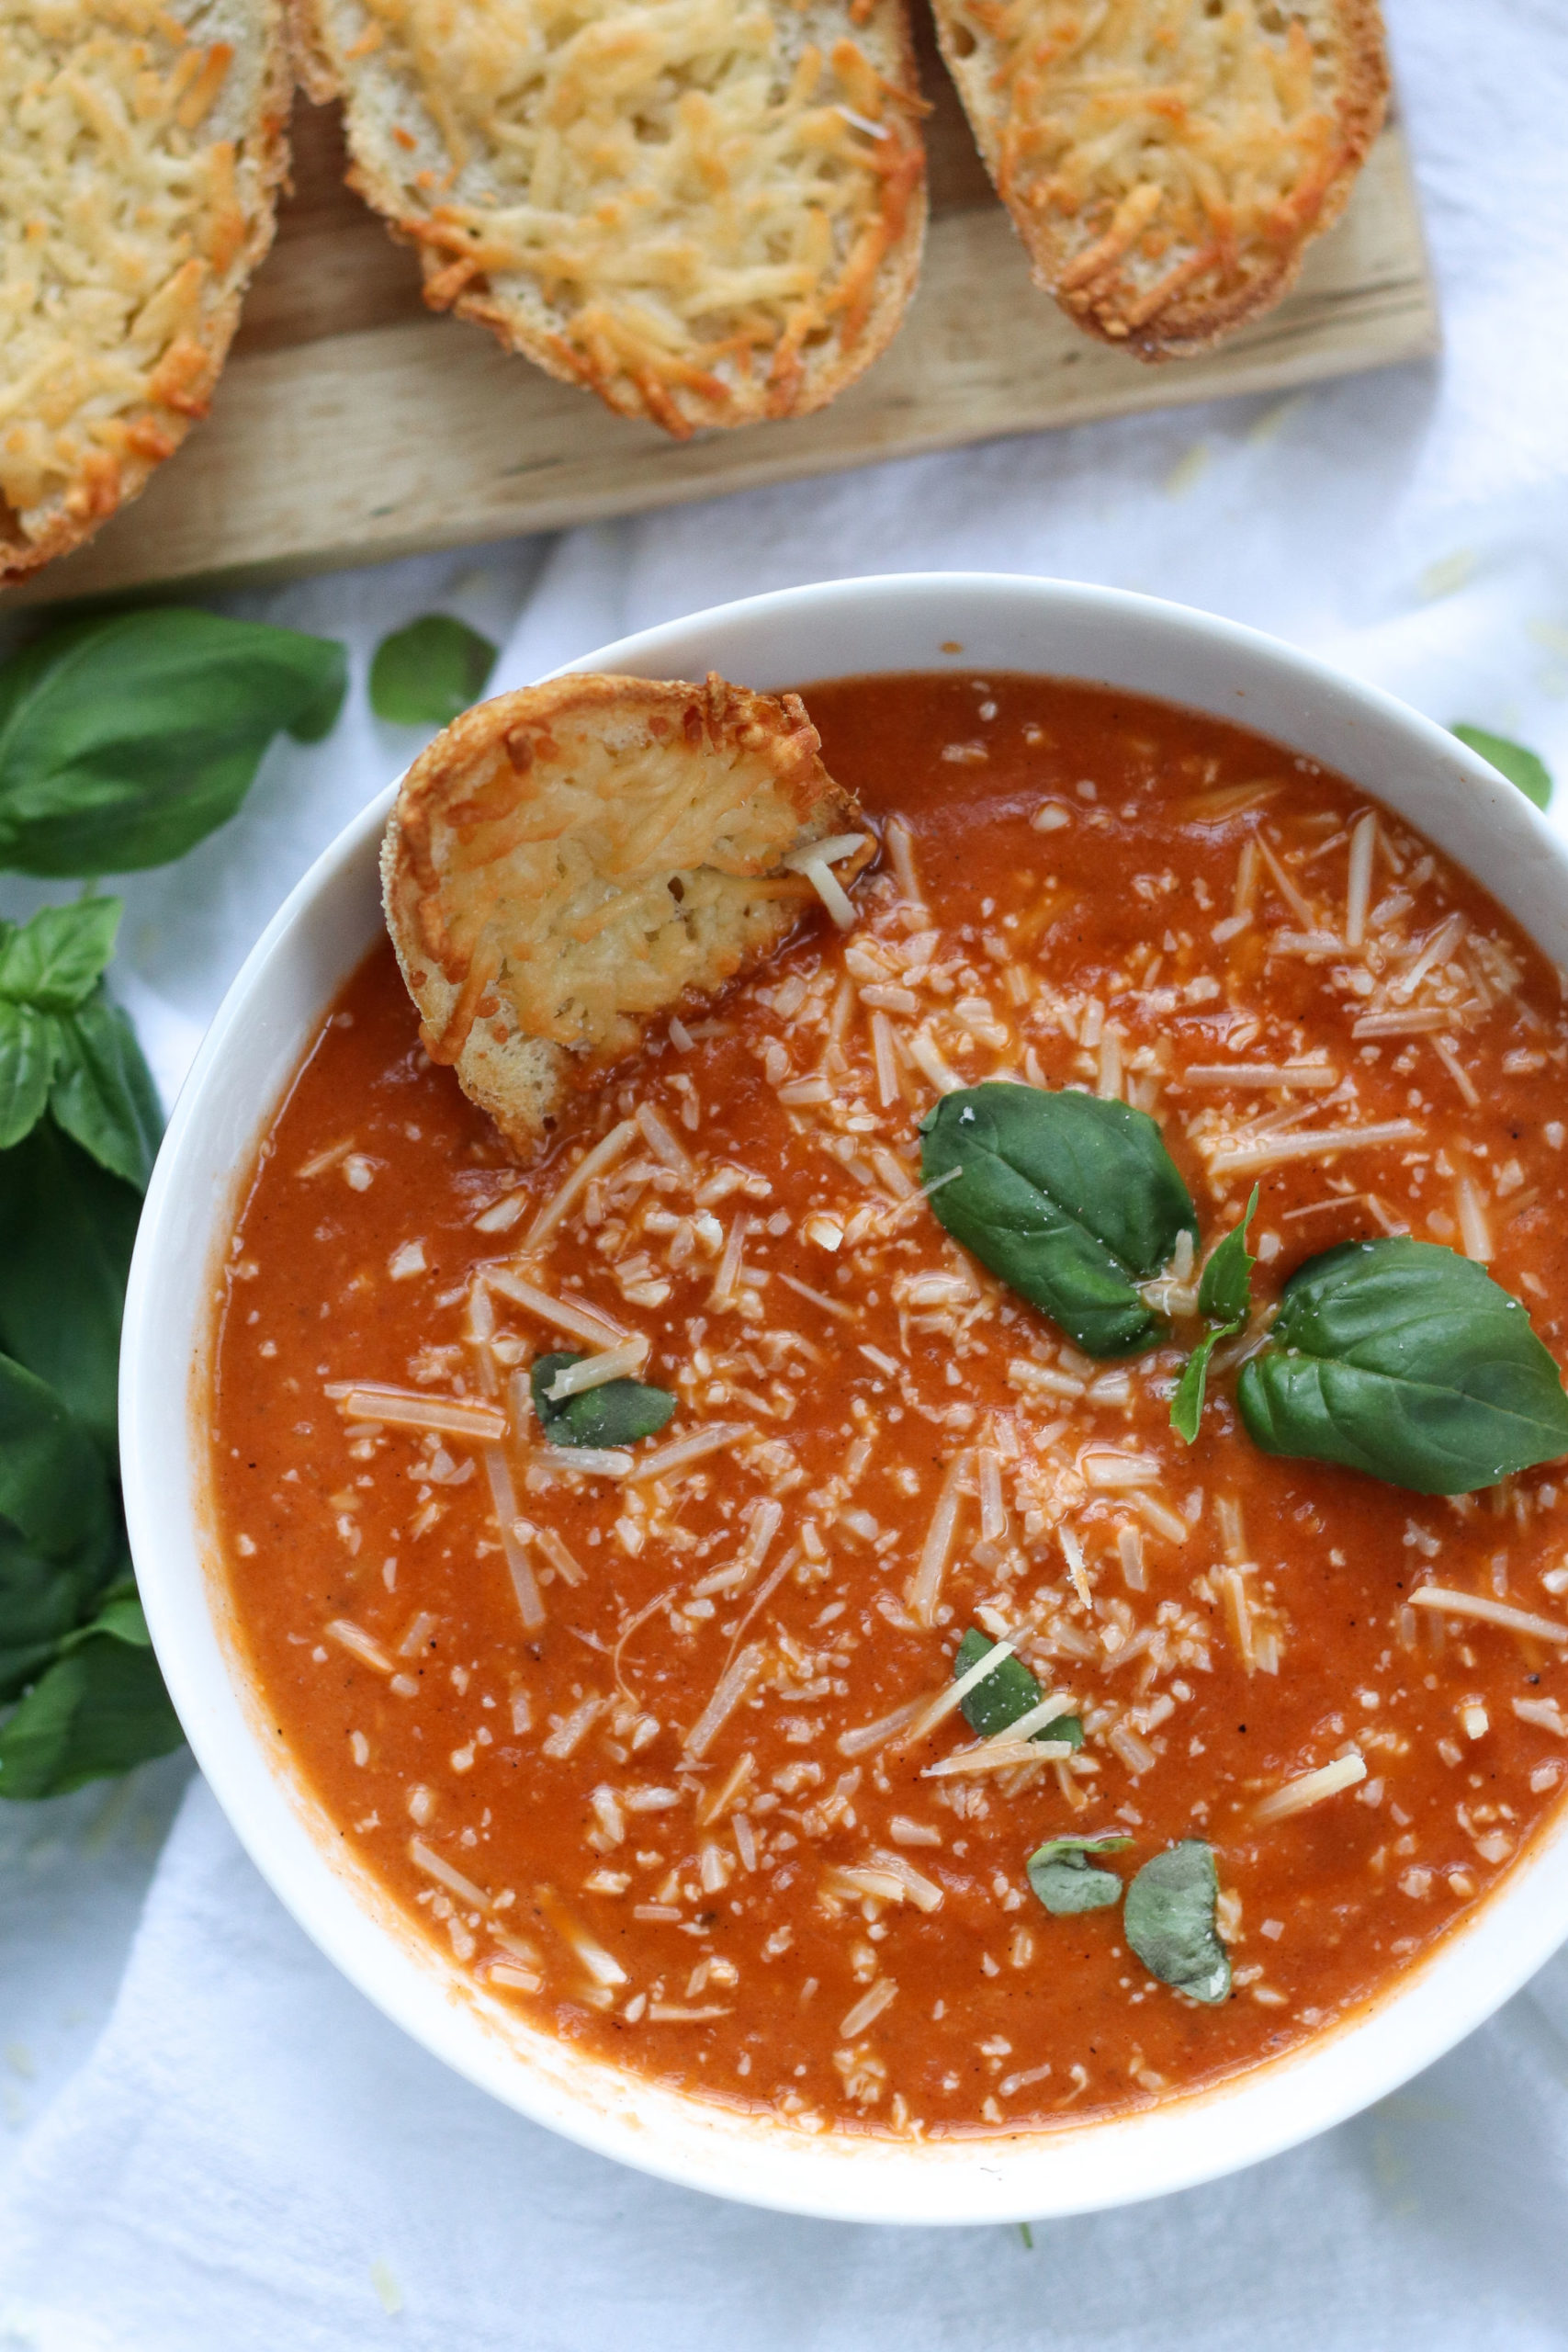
[121,570,1568,2225]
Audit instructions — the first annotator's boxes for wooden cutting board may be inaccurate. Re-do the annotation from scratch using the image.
[15,31,1438,607]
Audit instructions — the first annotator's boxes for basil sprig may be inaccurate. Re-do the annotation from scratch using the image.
[530,1351,676,1449]
[1451,723,1552,812]
[1170,1185,1258,1445]
[1238,1238,1568,1495]
[0,609,346,876]
[0,901,160,1187]
[919,1084,1197,1357]
[1026,1833,1130,1915]
[1122,1840,1232,2003]
[370,616,498,727]
[954,1627,1081,1747]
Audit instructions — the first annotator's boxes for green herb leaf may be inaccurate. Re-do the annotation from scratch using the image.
[0,610,348,876]
[370,616,499,727]
[0,1584,182,1800]
[919,1084,1197,1358]
[0,1124,140,1449]
[1123,1840,1231,2001]
[1198,1183,1259,1328]
[0,899,121,1008]
[530,1351,677,1449]
[50,998,163,1190]
[1452,724,1553,812]
[1237,1238,1568,1495]
[0,1521,119,1705]
[0,1351,112,1567]
[953,1628,1081,1746]
[1026,1833,1133,1916]
[0,1001,58,1150]
[1171,1186,1259,1445]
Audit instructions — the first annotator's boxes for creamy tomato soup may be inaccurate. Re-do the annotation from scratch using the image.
[210,673,1568,2137]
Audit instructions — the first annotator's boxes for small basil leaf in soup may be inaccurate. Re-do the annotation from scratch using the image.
[1197,1184,1259,1329]
[49,998,163,1191]
[1171,1186,1260,1446]
[1237,1238,1568,1495]
[0,899,121,1008]
[0,610,348,876]
[1451,724,1553,812]
[1169,1329,1224,1448]
[1027,1834,1132,1916]
[0,1580,183,1799]
[370,616,499,727]
[919,1084,1198,1358]
[953,1628,1082,1746]
[530,1351,677,1449]
[1123,1840,1232,2002]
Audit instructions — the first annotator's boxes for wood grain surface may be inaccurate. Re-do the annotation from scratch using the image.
[12,30,1438,607]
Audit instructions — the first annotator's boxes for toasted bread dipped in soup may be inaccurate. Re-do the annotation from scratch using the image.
[0,0,291,584]
[382,673,875,1157]
[929,0,1388,360]
[292,0,927,437]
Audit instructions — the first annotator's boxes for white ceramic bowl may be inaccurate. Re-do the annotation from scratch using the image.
[122,573,1568,2225]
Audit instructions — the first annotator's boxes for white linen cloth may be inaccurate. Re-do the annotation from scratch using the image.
[6,0,1568,2337]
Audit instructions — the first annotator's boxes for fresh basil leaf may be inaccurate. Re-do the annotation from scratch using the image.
[0,1351,112,1565]
[1123,1840,1231,2002]
[0,899,120,1008]
[1452,724,1553,812]
[0,1589,183,1800]
[953,1628,1081,1746]
[919,1084,1197,1358]
[370,616,499,727]
[1026,1833,1132,1916]
[0,1123,140,1449]
[1169,1328,1224,1447]
[1237,1238,1568,1495]
[0,1521,117,1705]
[530,1351,677,1449]
[51,998,163,1190]
[1197,1184,1259,1328]
[1171,1186,1259,1445]
[0,610,348,876]
[0,1001,58,1150]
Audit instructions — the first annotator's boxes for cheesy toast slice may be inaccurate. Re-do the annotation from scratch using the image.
[382,672,874,1155]
[292,0,928,435]
[1,0,290,583]
[929,0,1388,359]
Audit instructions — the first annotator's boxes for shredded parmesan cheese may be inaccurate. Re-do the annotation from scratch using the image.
[1256,1751,1367,1822]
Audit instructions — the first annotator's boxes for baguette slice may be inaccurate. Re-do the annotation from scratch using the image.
[0,0,291,584]
[382,672,874,1156]
[930,0,1388,360]
[292,0,927,437]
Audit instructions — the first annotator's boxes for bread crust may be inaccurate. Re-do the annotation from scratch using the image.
[291,0,927,436]
[382,672,874,1156]
[0,0,292,585]
[929,0,1388,361]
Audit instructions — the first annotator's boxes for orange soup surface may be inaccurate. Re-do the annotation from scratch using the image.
[211,673,1568,2137]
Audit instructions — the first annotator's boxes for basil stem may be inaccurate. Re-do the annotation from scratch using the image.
[1026,1833,1132,1916]
[1123,1840,1231,2002]
[530,1351,676,1449]
[919,1083,1197,1358]
[1238,1238,1568,1495]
